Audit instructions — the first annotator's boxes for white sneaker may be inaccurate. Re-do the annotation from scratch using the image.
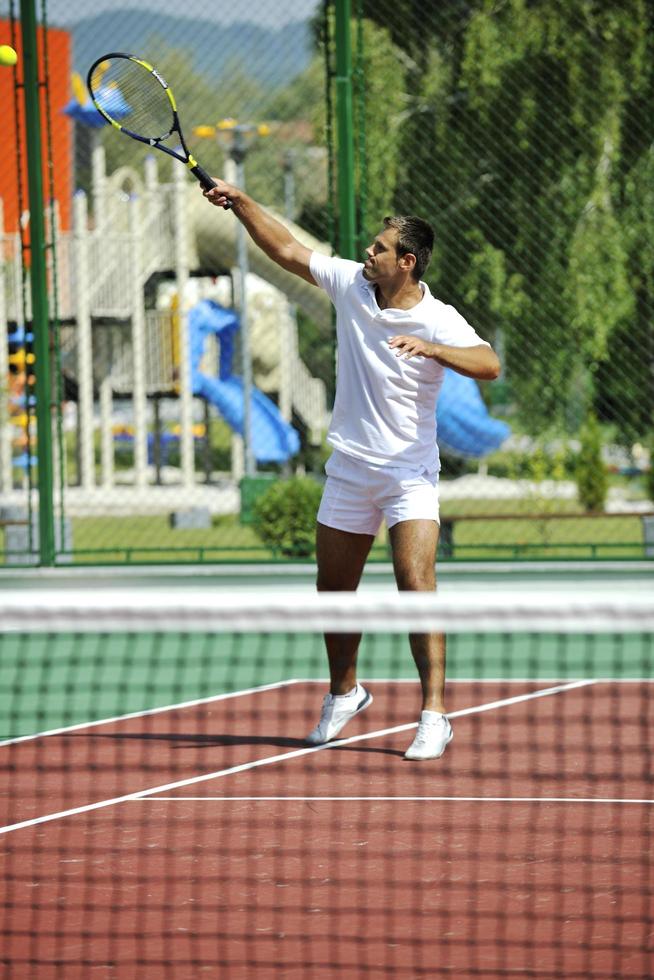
[305,684,373,745]
[404,711,453,761]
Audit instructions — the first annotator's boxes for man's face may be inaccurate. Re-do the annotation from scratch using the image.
[362,227,403,282]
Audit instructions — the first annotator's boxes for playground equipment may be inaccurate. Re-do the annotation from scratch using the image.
[113,297,301,472]
[3,325,37,479]
[0,145,330,511]
[189,298,299,464]
[1,117,507,517]
[0,143,509,513]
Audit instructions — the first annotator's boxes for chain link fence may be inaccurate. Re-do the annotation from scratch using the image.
[1,0,653,564]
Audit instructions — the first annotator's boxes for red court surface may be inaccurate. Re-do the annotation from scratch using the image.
[1,680,652,978]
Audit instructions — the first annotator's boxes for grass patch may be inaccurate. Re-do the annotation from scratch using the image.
[449,513,646,560]
[71,513,273,562]
[68,513,390,563]
[2,499,649,565]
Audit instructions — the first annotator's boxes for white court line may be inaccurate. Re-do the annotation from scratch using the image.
[0,678,303,748]
[0,679,594,837]
[143,796,654,805]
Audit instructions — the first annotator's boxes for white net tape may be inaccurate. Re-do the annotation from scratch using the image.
[1,588,653,633]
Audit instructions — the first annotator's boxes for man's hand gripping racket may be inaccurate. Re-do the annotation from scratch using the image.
[87,52,232,208]
[201,178,237,211]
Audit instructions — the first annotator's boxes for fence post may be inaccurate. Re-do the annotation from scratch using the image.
[643,516,654,559]
[0,199,12,491]
[20,0,55,564]
[334,0,357,260]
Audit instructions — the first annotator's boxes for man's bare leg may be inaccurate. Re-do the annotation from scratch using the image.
[316,521,375,694]
[388,519,446,713]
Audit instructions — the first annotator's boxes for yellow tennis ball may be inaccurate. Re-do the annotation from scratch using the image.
[0,45,18,67]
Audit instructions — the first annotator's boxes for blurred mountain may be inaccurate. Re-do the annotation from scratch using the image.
[72,10,313,90]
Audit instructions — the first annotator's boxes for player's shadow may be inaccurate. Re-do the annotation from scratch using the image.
[87,732,308,749]
[79,732,405,757]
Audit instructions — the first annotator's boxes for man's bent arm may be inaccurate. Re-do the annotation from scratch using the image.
[389,334,501,381]
[203,179,316,285]
[428,343,501,381]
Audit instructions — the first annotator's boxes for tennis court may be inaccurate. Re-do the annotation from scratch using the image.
[1,573,652,978]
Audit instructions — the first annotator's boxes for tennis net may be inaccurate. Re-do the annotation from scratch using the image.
[1,587,652,978]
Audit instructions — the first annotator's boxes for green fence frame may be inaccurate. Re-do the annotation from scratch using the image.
[20,0,55,565]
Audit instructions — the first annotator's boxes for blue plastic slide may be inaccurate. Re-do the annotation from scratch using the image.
[436,368,510,458]
[188,300,300,464]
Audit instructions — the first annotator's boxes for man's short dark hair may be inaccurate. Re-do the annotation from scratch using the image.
[383,215,434,280]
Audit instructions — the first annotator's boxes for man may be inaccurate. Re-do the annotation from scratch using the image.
[203,181,500,760]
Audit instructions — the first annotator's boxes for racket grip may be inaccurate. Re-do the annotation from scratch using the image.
[191,164,233,210]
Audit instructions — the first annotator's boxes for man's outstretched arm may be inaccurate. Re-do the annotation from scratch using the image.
[203,179,316,285]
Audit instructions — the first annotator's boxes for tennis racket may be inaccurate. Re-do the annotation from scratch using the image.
[87,52,232,208]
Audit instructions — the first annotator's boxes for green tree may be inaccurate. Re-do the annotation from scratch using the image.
[575,413,609,512]
[359,0,654,446]
[353,18,406,247]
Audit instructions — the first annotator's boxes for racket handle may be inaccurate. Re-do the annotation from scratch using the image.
[191,164,233,210]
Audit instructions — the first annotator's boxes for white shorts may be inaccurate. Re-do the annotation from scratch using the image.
[317,450,440,536]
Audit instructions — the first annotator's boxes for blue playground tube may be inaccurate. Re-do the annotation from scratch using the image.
[194,374,299,464]
[189,300,300,464]
[437,368,510,458]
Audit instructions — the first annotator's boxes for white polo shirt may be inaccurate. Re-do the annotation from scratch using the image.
[310,252,489,471]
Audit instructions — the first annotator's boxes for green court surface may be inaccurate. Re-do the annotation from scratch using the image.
[1,561,652,739]
[1,630,652,741]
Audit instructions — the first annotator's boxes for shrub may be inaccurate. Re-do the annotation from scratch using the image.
[575,413,608,511]
[252,477,323,557]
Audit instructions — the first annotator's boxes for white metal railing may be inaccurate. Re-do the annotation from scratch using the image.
[290,355,329,444]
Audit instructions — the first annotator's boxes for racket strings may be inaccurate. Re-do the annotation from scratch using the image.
[91,58,175,141]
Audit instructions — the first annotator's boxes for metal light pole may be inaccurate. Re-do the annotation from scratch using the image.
[280,151,297,427]
[230,127,255,477]
[195,119,270,477]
